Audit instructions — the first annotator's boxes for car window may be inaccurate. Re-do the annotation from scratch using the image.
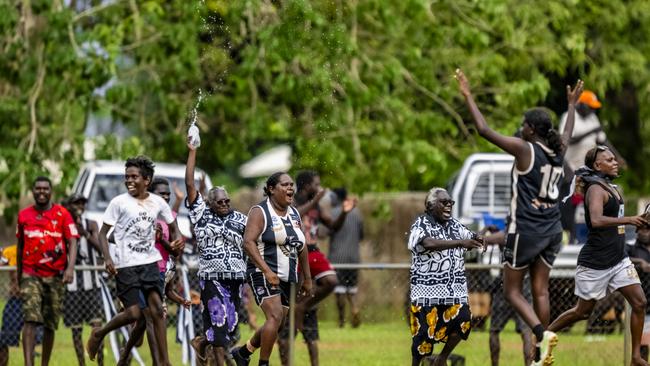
[471,171,511,209]
[87,174,201,216]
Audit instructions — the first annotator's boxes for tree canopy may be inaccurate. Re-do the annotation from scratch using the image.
[1,0,650,220]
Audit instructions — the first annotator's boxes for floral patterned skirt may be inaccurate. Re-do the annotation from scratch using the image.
[409,303,472,357]
[199,279,243,347]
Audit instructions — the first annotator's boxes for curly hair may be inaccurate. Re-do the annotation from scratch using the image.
[125,156,155,180]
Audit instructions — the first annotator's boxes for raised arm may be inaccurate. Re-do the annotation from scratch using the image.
[585,185,647,229]
[296,188,327,216]
[185,137,198,206]
[560,80,585,153]
[171,182,185,213]
[455,69,531,171]
[243,207,279,286]
[319,197,357,231]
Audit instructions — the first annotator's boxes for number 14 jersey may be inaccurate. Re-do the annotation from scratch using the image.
[508,141,564,235]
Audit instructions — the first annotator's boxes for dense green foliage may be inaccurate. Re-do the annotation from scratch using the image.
[2,0,650,220]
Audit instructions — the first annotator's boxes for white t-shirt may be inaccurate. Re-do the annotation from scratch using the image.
[559,111,607,171]
[103,193,175,269]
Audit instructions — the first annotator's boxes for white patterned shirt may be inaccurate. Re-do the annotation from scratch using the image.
[407,214,473,306]
[187,194,247,280]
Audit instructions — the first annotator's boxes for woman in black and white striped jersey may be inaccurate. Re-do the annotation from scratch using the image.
[231,172,313,366]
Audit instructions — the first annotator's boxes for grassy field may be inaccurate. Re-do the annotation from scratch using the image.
[3,316,626,366]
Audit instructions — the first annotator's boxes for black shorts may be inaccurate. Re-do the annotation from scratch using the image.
[115,262,163,308]
[199,279,243,347]
[278,308,319,342]
[503,232,562,269]
[63,288,103,327]
[248,271,292,307]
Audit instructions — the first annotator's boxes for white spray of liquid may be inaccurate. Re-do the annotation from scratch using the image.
[188,89,203,148]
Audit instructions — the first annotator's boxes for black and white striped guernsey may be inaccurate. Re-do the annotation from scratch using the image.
[508,141,564,235]
[246,198,306,283]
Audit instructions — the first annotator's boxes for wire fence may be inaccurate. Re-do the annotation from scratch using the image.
[0,262,631,365]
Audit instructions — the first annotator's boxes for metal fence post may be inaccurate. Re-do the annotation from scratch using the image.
[624,301,631,366]
[289,282,296,366]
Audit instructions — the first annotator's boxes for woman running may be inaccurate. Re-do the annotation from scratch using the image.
[547,146,648,366]
[456,69,583,366]
[231,172,312,366]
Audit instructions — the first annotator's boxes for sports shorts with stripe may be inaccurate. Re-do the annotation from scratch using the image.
[503,232,562,269]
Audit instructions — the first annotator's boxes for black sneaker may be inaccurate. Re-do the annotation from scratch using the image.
[230,347,250,366]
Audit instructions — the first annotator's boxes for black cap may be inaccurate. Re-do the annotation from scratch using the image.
[65,194,88,204]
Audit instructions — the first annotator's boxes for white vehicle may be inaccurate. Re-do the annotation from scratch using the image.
[72,160,212,238]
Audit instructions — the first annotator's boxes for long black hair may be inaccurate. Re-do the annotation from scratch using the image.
[523,108,563,155]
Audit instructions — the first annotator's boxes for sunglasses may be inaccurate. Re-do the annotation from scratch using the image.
[439,199,455,207]
[215,199,231,205]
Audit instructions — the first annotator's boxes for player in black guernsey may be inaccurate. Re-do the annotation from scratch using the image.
[232,172,312,366]
[547,146,648,366]
[456,68,583,366]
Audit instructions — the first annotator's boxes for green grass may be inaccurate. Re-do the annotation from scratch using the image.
[3,317,626,365]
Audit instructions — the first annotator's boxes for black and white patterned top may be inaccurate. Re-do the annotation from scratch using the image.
[407,214,473,306]
[187,193,247,280]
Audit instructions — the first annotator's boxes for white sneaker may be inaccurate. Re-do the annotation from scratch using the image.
[531,331,558,366]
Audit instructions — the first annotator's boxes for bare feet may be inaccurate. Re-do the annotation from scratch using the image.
[86,327,102,361]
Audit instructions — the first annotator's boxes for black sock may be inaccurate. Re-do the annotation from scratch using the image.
[532,324,544,342]
[239,346,252,358]
[258,360,270,366]
[535,346,541,361]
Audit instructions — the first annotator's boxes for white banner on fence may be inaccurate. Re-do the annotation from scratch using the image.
[176,264,196,366]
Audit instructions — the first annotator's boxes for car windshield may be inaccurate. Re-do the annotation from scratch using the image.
[87,174,200,216]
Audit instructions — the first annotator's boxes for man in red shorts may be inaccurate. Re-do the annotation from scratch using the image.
[17,176,78,366]
[277,171,355,366]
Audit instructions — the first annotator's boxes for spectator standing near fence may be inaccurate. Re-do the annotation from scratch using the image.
[61,194,104,366]
[628,213,650,361]
[327,188,364,328]
[86,156,182,366]
[16,176,79,366]
[547,146,648,366]
[233,172,312,366]
[407,187,483,366]
[456,69,584,366]
[184,137,247,366]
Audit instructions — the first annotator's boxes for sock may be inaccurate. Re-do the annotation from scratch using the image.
[532,324,544,342]
[258,360,270,366]
[239,343,253,358]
